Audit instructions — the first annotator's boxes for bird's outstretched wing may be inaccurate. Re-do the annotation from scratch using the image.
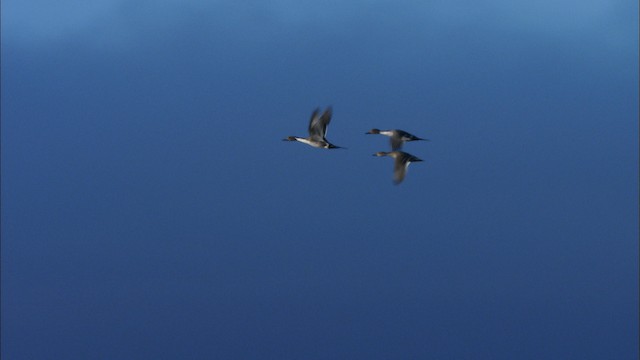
[308,107,332,140]
[390,136,403,151]
[392,156,409,184]
[392,152,422,184]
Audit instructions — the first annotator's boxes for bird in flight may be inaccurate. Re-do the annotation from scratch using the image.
[373,151,423,184]
[283,107,343,149]
[366,128,428,151]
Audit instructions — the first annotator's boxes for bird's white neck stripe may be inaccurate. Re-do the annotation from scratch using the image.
[295,137,313,145]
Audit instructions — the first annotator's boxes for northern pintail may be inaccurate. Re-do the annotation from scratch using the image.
[373,151,423,184]
[365,128,428,151]
[283,107,343,149]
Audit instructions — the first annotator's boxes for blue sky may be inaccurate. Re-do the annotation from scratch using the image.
[2,0,638,359]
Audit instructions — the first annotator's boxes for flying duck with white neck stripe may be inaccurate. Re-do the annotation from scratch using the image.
[365,128,428,151]
[283,107,343,149]
[373,151,423,184]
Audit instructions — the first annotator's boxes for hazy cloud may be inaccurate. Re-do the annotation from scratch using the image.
[4,0,635,51]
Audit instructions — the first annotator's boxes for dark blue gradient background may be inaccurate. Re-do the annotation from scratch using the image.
[2,1,638,358]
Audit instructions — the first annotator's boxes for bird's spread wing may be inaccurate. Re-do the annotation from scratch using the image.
[308,107,332,140]
[393,158,409,184]
[390,137,403,151]
[307,108,321,138]
[392,155,410,184]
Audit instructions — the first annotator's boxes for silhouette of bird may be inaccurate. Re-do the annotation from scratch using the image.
[366,128,427,151]
[373,151,423,184]
[283,107,343,149]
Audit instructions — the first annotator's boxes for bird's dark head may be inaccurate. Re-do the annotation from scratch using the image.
[366,128,381,135]
[282,136,297,141]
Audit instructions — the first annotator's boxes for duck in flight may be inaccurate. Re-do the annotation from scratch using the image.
[373,151,423,184]
[283,107,343,149]
[366,128,428,151]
